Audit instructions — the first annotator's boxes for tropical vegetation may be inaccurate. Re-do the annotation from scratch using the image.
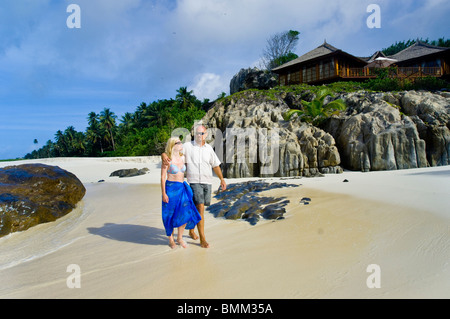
[25,87,209,159]
[282,88,346,126]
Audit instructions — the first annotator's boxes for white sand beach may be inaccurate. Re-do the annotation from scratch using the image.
[0,157,449,299]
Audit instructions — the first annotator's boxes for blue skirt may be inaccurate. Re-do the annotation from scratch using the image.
[162,181,202,236]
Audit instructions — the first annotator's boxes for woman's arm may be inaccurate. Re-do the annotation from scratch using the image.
[161,163,169,203]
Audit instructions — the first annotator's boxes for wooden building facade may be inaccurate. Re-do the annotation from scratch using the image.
[272,41,450,86]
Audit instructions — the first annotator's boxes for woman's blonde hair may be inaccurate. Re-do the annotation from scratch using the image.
[165,137,183,160]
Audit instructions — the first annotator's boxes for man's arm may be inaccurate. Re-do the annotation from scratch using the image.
[161,152,171,166]
[213,166,226,191]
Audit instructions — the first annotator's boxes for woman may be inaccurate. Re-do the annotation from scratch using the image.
[161,137,201,249]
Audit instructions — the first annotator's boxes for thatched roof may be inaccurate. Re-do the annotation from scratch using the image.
[272,41,367,72]
[388,41,449,62]
[365,51,387,63]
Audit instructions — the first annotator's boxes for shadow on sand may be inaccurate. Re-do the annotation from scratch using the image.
[87,223,168,246]
[406,169,450,177]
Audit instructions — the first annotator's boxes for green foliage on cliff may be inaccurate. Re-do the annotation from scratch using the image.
[283,88,346,126]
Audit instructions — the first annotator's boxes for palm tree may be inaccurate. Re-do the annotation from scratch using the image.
[176,87,197,110]
[44,140,54,158]
[86,112,104,154]
[147,101,165,127]
[283,88,346,126]
[64,126,77,152]
[54,130,67,156]
[99,108,117,151]
[119,112,134,133]
[72,131,86,156]
[134,102,148,128]
[62,126,86,156]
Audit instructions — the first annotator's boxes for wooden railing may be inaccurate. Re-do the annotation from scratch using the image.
[339,67,443,79]
[339,68,377,78]
[396,67,442,78]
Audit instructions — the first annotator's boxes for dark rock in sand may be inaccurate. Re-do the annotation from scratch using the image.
[261,200,289,220]
[0,164,86,237]
[300,197,311,205]
[207,180,298,225]
[110,168,149,178]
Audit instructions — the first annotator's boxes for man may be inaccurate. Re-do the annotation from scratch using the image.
[162,124,226,248]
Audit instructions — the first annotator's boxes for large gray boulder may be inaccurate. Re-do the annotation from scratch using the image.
[324,90,449,171]
[230,67,278,95]
[400,91,450,166]
[201,90,343,178]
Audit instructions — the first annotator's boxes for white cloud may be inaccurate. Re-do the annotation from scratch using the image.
[188,72,229,100]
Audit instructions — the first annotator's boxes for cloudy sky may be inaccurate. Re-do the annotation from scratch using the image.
[0,0,449,159]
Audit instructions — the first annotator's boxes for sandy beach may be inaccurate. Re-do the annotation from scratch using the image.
[0,157,449,299]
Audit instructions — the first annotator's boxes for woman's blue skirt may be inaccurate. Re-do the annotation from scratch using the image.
[162,181,201,236]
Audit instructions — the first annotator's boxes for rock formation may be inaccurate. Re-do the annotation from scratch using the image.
[110,167,149,178]
[325,90,449,171]
[201,90,343,178]
[400,91,450,167]
[207,181,297,225]
[0,164,86,237]
[205,86,449,175]
[230,67,278,95]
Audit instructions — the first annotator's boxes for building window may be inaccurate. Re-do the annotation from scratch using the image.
[321,59,334,79]
[303,64,316,83]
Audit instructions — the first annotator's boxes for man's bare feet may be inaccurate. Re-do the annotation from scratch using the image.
[189,229,199,240]
[200,240,210,248]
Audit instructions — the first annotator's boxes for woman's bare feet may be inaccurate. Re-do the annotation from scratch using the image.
[177,239,188,248]
[168,236,177,249]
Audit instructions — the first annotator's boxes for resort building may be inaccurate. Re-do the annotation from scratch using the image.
[272,41,450,86]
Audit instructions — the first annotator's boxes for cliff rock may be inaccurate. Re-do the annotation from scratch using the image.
[230,67,278,95]
[324,90,449,171]
[202,90,343,178]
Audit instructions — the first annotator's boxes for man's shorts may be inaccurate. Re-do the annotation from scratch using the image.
[189,183,212,206]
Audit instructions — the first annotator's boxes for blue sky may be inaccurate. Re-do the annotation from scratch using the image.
[0,0,449,159]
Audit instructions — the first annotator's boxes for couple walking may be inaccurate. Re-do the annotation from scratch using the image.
[160,125,226,249]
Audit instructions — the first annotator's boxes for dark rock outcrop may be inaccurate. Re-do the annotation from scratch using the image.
[0,164,86,237]
[110,168,149,178]
[230,67,278,95]
[207,181,298,225]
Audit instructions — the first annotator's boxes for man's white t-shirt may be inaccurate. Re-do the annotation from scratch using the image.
[183,140,221,185]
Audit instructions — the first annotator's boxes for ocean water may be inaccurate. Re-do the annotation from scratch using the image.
[0,202,88,271]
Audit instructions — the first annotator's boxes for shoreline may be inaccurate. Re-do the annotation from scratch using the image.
[0,158,449,298]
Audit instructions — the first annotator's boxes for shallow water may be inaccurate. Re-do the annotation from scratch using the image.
[0,202,89,271]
